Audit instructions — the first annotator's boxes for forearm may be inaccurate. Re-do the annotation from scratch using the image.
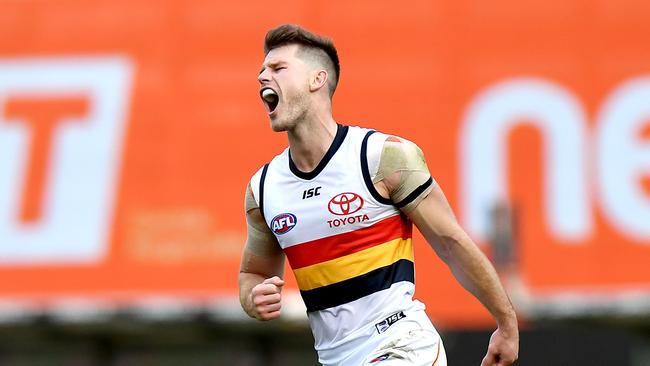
[238,250,285,319]
[238,245,285,319]
[407,189,517,332]
[239,271,267,318]
[441,231,517,331]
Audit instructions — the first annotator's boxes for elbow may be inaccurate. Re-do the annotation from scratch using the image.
[428,235,454,264]
[433,232,467,264]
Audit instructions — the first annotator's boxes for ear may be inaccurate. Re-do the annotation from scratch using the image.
[309,69,328,92]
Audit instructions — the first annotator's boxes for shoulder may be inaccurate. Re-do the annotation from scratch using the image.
[246,166,266,210]
[248,148,289,203]
[363,131,426,177]
[357,125,424,155]
[381,136,426,163]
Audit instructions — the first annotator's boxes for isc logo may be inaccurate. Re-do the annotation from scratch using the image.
[271,213,297,235]
[374,311,406,334]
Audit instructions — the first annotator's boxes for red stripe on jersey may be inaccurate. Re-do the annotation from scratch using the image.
[284,214,412,269]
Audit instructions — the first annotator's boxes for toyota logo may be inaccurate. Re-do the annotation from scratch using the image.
[328,192,364,216]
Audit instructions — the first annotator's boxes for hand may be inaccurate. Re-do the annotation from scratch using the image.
[250,276,284,321]
[481,326,519,366]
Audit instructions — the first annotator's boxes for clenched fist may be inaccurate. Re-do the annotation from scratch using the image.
[481,326,519,366]
[250,276,284,320]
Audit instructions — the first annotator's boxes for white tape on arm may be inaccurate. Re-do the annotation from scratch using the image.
[373,137,435,212]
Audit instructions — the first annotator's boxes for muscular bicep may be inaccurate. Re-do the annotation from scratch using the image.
[407,182,466,253]
[240,184,285,278]
[373,137,434,212]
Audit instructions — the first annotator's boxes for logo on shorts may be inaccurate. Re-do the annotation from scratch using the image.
[328,192,364,215]
[375,311,406,334]
[271,213,297,235]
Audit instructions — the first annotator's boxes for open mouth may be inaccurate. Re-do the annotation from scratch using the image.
[260,88,279,114]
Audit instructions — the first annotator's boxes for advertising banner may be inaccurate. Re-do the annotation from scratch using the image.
[1,0,649,326]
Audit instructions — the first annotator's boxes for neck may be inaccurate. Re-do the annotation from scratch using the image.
[287,108,338,173]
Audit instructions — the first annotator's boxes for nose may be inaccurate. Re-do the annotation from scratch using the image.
[258,68,270,84]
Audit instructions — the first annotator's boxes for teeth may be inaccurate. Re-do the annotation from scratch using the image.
[262,88,277,102]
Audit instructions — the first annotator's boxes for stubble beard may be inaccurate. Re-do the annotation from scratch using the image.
[270,91,310,133]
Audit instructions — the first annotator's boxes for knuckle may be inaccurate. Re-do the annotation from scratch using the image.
[253,284,272,295]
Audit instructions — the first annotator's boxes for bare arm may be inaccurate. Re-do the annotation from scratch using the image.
[408,184,518,323]
[374,137,518,365]
[238,183,286,320]
[406,186,518,365]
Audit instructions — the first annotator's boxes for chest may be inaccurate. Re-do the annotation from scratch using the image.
[264,164,387,246]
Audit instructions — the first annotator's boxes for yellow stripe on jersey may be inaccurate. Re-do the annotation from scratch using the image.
[293,238,413,291]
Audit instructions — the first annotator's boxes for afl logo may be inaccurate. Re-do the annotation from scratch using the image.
[328,192,364,216]
[271,213,297,235]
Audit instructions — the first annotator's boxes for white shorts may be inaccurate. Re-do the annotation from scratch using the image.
[362,327,447,366]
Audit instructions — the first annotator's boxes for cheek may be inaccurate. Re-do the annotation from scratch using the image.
[281,83,301,102]
[284,74,308,91]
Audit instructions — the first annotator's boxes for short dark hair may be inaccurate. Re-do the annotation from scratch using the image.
[264,24,340,97]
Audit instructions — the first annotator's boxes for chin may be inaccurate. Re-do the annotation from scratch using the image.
[269,117,297,132]
[269,119,289,132]
[270,124,287,132]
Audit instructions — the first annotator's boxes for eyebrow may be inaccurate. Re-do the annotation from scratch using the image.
[259,61,286,75]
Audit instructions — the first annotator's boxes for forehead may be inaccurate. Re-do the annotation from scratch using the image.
[263,44,301,65]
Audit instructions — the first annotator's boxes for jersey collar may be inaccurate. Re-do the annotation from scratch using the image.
[288,124,349,180]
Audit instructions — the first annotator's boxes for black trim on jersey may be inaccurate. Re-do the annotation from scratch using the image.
[289,124,349,180]
[300,259,414,312]
[258,163,270,223]
[394,177,434,208]
[360,130,393,205]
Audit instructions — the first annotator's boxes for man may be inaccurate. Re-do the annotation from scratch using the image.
[239,24,519,366]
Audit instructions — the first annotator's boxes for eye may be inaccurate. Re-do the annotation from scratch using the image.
[276,66,287,71]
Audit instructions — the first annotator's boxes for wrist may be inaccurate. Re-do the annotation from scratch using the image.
[496,311,518,334]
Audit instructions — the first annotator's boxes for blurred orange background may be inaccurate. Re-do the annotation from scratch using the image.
[1,0,649,328]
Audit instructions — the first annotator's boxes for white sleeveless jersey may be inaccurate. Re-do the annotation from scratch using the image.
[250,125,435,366]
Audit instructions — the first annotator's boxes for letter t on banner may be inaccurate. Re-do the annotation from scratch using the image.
[0,57,133,265]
